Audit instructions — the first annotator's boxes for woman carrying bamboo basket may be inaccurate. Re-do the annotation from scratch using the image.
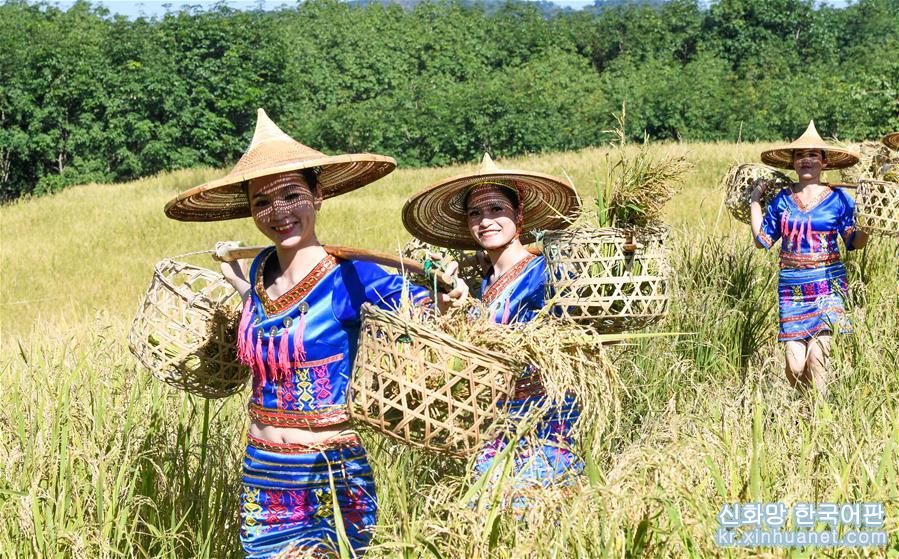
[402,153,583,496]
[164,109,467,558]
[750,121,868,395]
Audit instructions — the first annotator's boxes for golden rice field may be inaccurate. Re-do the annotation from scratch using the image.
[1,142,897,558]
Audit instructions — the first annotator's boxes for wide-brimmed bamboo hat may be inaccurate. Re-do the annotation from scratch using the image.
[402,153,580,250]
[760,120,859,170]
[884,132,899,151]
[165,109,396,221]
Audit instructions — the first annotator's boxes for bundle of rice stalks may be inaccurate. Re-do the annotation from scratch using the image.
[884,165,899,183]
[350,296,620,460]
[840,141,895,183]
[596,143,692,228]
[721,163,792,224]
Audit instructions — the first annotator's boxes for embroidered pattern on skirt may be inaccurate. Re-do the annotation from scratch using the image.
[777,266,851,341]
[240,439,376,559]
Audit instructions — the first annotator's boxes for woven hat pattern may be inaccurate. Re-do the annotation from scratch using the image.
[165,109,395,222]
[884,132,899,151]
[403,154,580,250]
[761,120,859,170]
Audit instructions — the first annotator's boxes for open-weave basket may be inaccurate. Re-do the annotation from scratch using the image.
[542,226,670,333]
[349,304,518,458]
[129,255,249,398]
[840,141,895,183]
[722,163,792,224]
[855,179,899,238]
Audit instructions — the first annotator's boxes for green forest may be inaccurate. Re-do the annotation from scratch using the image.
[1,0,897,200]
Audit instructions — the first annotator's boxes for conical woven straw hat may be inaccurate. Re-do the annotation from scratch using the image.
[883,132,899,151]
[165,109,396,221]
[402,153,580,250]
[761,120,858,170]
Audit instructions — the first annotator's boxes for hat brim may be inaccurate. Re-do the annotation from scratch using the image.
[884,132,899,151]
[164,154,396,222]
[402,170,580,251]
[760,146,859,170]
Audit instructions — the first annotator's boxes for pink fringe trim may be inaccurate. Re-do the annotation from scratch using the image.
[254,333,266,391]
[236,299,254,365]
[266,333,278,383]
[278,329,291,380]
[292,311,307,364]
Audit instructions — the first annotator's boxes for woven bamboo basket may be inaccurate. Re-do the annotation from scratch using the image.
[855,179,899,238]
[349,304,518,458]
[128,256,249,398]
[542,226,670,333]
[721,163,792,224]
[840,141,894,183]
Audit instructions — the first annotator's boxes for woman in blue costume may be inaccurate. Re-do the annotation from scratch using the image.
[751,121,868,395]
[402,153,582,497]
[164,109,467,558]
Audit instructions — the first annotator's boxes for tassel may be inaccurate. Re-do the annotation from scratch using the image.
[236,300,254,365]
[292,311,307,364]
[805,217,813,249]
[254,332,266,388]
[278,328,291,380]
[266,331,278,383]
[501,297,512,325]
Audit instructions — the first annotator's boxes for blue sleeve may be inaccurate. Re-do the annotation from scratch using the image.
[756,190,785,250]
[331,260,431,324]
[836,190,857,250]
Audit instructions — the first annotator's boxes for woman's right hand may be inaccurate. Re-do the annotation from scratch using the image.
[750,178,772,203]
[216,241,252,301]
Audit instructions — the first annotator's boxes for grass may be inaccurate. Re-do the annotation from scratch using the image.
[1,142,897,558]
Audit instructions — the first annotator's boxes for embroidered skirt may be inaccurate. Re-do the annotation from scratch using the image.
[474,371,583,492]
[240,433,377,558]
[778,262,852,342]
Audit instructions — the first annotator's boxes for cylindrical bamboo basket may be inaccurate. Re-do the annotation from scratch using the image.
[542,225,671,333]
[855,179,899,238]
[349,304,518,458]
[128,257,249,398]
[721,163,792,224]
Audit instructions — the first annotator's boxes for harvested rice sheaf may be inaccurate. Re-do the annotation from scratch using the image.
[598,144,692,228]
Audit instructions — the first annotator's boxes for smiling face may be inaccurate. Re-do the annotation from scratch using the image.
[793,148,826,181]
[248,171,321,250]
[465,183,521,250]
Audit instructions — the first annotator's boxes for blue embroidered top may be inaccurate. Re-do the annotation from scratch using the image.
[236,247,430,428]
[756,187,857,268]
[478,254,546,325]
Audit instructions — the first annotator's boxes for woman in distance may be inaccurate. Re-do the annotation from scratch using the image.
[751,121,867,396]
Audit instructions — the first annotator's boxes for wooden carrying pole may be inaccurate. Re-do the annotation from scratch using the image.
[213,244,457,291]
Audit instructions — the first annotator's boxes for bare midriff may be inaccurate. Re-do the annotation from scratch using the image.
[249,421,354,446]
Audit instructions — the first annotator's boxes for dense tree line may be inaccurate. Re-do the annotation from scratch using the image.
[1,0,897,199]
